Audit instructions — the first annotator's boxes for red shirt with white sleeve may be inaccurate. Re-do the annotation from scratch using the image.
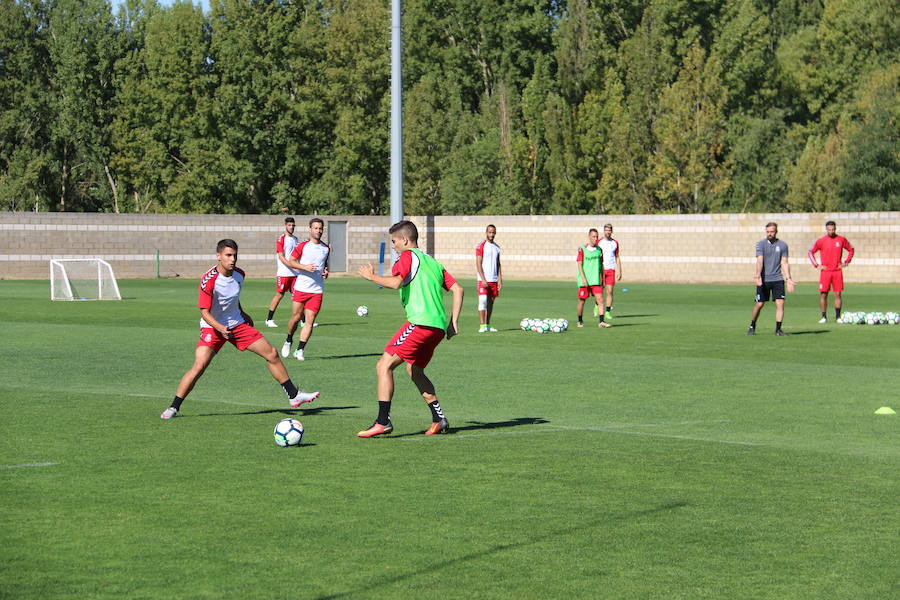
[197,267,246,329]
[808,235,854,271]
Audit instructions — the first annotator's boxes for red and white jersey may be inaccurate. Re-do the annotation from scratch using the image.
[808,235,854,271]
[475,240,501,282]
[598,238,619,270]
[275,234,300,277]
[197,266,246,329]
[290,240,330,293]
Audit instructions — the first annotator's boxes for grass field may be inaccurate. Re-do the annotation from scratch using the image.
[1,276,898,599]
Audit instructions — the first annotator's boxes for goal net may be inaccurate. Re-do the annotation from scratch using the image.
[50,258,122,301]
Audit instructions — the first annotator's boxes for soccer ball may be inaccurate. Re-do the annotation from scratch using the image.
[865,313,877,325]
[520,318,530,331]
[356,305,369,317]
[886,312,899,325]
[274,418,304,447]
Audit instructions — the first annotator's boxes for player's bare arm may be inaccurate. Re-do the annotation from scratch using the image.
[497,260,503,290]
[755,256,763,285]
[358,262,403,289]
[616,255,623,280]
[446,282,464,339]
[200,307,231,339]
[782,257,795,292]
[475,255,486,283]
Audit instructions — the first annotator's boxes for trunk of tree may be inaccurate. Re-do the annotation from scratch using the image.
[104,164,119,214]
[60,145,68,212]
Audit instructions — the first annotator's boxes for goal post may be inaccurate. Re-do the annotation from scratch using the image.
[49,258,122,301]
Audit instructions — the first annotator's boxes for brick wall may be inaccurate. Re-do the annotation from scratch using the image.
[2,211,898,284]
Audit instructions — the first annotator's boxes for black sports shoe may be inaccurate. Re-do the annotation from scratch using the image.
[775,330,789,336]
[747,327,756,335]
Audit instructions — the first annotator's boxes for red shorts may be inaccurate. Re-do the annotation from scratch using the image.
[291,290,323,313]
[478,281,500,298]
[603,269,617,286]
[578,285,604,299]
[819,269,844,292]
[384,321,445,368]
[197,323,264,352]
[276,276,296,293]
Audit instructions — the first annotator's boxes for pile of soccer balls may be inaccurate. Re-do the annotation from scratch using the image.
[837,311,900,325]
[520,317,569,333]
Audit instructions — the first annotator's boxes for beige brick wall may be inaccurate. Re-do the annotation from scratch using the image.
[2,212,898,284]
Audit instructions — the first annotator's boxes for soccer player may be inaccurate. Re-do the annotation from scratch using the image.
[265,217,300,328]
[808,220,855,323]
[597,223,622,318]
[356,220,464,437]
[475,224,502,333]
[749,222,795,336]
[160,239,318,419]
[576,228,611,328]
[281,218,330,361]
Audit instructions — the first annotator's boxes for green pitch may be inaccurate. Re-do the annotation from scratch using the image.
[2,278,898,599]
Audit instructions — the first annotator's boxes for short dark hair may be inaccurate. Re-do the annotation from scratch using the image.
[285,217,295,223]
[588,228,599,235]
[217,239,238,252]
[604,223,613,230]
[389,220,419,242]
[765,222,778,229]
[825,220,836,227]
[309,217,324,227]
[486,224,496,231]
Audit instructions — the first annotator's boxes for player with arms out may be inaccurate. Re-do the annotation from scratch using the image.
[280,218,330,361]
[808,220,855,323]
[475,224,502,333]
[160,239,318,419]
[597,223,622,319]
[749,222,794,336]
[576,228,611,328]
[265,217,300,328]
[356,220,464,437]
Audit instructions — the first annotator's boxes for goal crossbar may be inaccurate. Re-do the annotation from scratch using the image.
[50,258,122,301]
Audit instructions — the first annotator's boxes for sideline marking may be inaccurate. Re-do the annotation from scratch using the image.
[1,462,59,470]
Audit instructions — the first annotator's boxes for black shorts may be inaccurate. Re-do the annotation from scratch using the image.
[756,280,785,302]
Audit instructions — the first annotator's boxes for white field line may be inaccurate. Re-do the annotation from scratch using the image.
[402,419,760,446]
[1,462,59,469]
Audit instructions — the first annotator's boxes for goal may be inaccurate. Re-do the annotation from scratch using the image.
[50,258,122,301]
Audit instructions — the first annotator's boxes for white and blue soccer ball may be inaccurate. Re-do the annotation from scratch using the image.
[886,312,899,325]
[865,313,877,325]
[520,318,530,331]
[855,312,867,324]
[274,418,304,447]
[356,305,369,317]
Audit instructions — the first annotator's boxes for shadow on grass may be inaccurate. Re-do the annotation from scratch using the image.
[786,330,829,335]
[190,405,359,418]
[318,352,383,360]
[614,314,658,318]
[313,501,689,600]
[385,417,550,439]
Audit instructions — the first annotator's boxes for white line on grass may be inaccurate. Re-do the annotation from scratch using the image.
[1,462,59,469]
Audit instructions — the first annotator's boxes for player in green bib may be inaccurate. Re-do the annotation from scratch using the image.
[357,221,464,437]
[576,228,611,328]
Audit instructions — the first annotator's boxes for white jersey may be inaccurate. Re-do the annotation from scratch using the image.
[197,266,246,329]
[598,238,619,270]
[290,240,330,293]
[475,240,501,282]
[275,233,300,277]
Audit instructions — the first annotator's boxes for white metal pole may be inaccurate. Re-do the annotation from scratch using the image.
[390,0,403,261]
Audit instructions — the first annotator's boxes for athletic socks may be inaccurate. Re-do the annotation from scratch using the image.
[577,316,583,324]
[821,312,827,319]
[606,306,612,313]
[267,310,275,321]
[281,379,298,398]
[376,401,392,426]
[750,319,757,329]
[297,340,307,350]
[285,334,293,344]
[170,396,184,410]
[428,400,445,422]
[598,314,605,323]
[775,321,783,332]
[835,307,842,320]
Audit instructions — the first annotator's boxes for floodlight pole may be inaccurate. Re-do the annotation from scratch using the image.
[389,0,403,262]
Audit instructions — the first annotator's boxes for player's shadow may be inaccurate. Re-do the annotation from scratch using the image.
[319,352,383,360]
[387,417,549,438]
[785,330,829,335]
[191,405,359,418]
[312,501,688,600]
[616,314,658,318]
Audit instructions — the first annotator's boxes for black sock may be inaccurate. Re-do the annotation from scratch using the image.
[750,320,757,328]
[821,312,826,318]
[171,396,184,410]
[267,310,275,320]
[281,379,298,398]
[577,315,583,323]
[285,334,293,344]
[776,321,783,331]
[428,401,445,422]
[297,340,307,350]
[598,314,605,322]
[835,308,842,319]
[376,401,391,425]
[607,306,612,312]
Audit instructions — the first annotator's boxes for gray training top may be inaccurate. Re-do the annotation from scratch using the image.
[755,238,789,282]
